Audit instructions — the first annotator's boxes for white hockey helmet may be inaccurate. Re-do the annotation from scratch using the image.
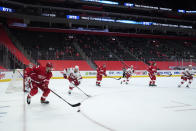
[75,65,79,70]
[188,65,192,69]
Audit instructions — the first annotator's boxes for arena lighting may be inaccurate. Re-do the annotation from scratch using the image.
[116,20,153,25]
[134,4,158,9]
[186,11,196,13]
[152,23,178,27]
[116,20,138,24]
[178,9,186,13]
[9,23,27,27]
[81,16,115,22]
[77,27,109,32]
[42,13,56,17]
[124,3,172,11]
[179,25,192,29]
[68,15,192,29]
[159,7,172,11]
[124,3,134,7]
[66,15,80,20]
[0,6,14,12]
[81,0,119,5]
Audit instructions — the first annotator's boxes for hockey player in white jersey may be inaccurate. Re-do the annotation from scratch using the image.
[178,65,195,88]
[121,65,135,84]
[62,65,82,94]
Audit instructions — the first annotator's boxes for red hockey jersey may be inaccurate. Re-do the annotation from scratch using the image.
[147,65,157,74]
[97,66,106,76]
[24,67,33,78]
[30,65,52,85]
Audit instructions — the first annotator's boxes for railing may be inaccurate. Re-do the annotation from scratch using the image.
[149,59,196,70]
[0,43,25,69]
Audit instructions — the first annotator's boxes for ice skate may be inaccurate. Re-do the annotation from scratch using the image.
[41,99,49,104]
[186,85,190,88]
[149,84,153,87]
[96,83,101,87]
[24,89,29,93]
[68,90,72,95]
[27,96,31,104]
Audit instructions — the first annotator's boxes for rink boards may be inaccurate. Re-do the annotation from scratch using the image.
[0,70,195,82]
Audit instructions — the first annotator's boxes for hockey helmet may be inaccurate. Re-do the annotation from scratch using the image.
[28,63,33,68]
[46,62,53,68]
[152,62,156,65]
[75,65,79,70]
[188,65,192,69]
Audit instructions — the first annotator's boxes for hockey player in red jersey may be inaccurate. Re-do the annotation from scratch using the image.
[27,62,53,104]
[62,65,82,94]
[96,64,107,87]
[24,63,33,92]
[121,65,134,84]
[147,62,159,86]
[178,65,195,88]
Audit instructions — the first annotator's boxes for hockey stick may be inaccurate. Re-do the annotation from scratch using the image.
[17,70,24,78]
[75,86,91,97]
[107,76,122,80]
[50,89,81,107]
[19,70,81,107]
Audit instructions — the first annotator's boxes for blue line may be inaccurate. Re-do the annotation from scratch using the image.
[0,106,10,108]
[0,112,7,114]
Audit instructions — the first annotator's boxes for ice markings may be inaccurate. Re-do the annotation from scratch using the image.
[164,100,196,112]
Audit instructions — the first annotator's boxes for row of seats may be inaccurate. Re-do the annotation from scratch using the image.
[38,60,93,71]
[94,61,148,70]
[10,29,82,61]
[0,66,6,70]
[38,60,196,70]
[9,27,196,63]
[0,25,30,65]
[1,26,196,70]
[77,35,136,61]
[150,61,196,70]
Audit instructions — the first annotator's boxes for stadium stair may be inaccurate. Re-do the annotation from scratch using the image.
[0,25,30,66]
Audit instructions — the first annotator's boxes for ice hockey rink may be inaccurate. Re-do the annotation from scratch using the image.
[0,77,196,131]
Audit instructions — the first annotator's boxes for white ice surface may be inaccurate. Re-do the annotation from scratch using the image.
[0,77,196,131]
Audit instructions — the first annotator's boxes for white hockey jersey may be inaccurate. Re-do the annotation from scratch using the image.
[182,68,195,77]
[63,68,82,81]
[126,68,134,75]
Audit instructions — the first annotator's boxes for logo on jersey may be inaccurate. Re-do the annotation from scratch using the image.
[38,75,46,80]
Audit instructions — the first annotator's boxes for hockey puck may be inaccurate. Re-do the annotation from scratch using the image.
[77,110,80,112]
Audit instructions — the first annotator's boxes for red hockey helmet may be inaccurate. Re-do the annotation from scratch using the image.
[152,62,156,65]
[46,62,53,68]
